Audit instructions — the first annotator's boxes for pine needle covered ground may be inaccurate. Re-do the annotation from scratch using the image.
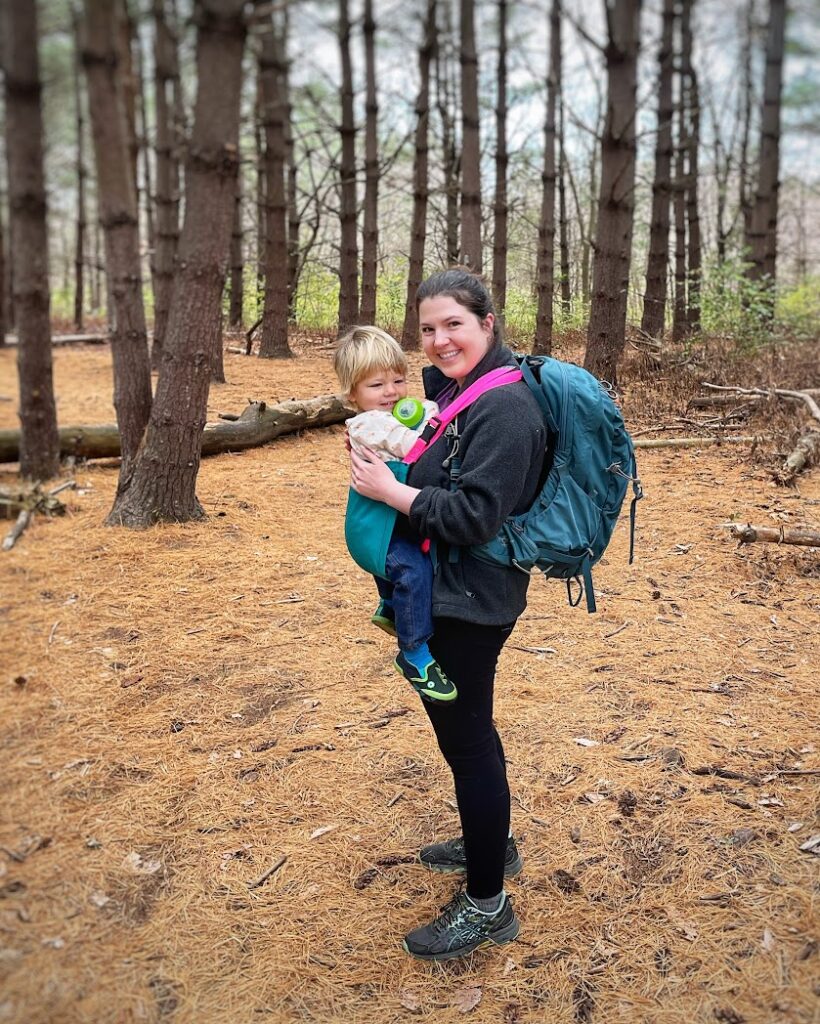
[0,338,818,1024]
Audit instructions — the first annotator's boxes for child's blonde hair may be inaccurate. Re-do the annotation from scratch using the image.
[333,326,408,395]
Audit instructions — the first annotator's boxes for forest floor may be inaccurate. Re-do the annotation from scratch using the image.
[0,334,818,1024]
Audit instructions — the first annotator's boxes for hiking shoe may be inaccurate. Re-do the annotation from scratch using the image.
[370,600,397,637]
[394,651,458,703]
[419,835,523,878]
[402,891,520,961]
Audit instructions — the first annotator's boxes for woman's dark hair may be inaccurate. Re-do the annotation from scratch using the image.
[415,267,502,347]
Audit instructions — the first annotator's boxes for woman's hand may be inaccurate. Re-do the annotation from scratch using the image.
[350,448,420,515]
[350,448,396,502]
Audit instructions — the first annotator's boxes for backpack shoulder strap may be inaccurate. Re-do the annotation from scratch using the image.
[403,365,523,464]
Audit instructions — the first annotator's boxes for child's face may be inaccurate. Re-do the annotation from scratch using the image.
[349,368,408,412]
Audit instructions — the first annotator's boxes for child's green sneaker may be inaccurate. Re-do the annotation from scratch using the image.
[394,650,457,703]
[370,600,397,637]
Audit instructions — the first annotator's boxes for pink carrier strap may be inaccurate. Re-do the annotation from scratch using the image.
[403,365,523,465]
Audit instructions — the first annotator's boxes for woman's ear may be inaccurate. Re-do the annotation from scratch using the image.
[483,312,495,337]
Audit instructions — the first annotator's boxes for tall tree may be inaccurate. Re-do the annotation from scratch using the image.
[229,175,244,327]
[402,0,436,351]
[151,0,182,368]
[435,2,459,265]
[71,5,87,332]
[258,12,292,358]
[134,30,155,279]
[738,0,755,256]
[640,0,674,339]
[359,0,379,324]
[584,0,642,385]
[492,0,508,314]
[337,0,359,335]
[2,0,59,478]
[533,0,561,356]
[672,83,688,343]
[285,2,300,323]
[107,0,246,527]
[682,0,701,332]
[746,0,787,298]
[459,0,482,270]
[82,0,152,482]
[557,88,571,316]
[0,204,6,345]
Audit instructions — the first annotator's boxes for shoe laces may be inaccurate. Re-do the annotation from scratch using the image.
[432,893,495,940]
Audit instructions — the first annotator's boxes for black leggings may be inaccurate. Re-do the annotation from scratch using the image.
[425,616,515,899]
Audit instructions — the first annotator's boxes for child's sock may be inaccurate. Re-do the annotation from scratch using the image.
[402,641,435,672]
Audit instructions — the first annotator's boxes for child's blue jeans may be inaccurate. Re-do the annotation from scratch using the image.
[374,534,433,652]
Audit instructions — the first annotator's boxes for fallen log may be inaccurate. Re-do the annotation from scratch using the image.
[777,430,820,484]
[3,333,109,346]
[702,383,820,426]
[3,509,33,551]
[688,395,764,409]
[724,523,820,548]
[633,435,769,450]
[0,394,354,463]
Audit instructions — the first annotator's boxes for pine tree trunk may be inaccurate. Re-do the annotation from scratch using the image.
[436,2,460,266]
[640,0,674,339]
[285,4,299,325]
[584,0,642,385]
[107,0,246,527]
[229,175,244,326]
[116,0,139,197]
[72,7,87,333]
[151,0,182,370]
[0,207,6,344]
[746,0,786,299]
[401,0,435,352]
[558,88,571,317]
[82,0,152,483]
[2,0,60,479]
[258,15,292,359]
[681,0,701,332]
[459,0,482,271]
[337,0,359,336]
[672,96,688,343]
[359,0,379,325]
[135,31,155,280]
[492,0,509,315]
[738,0,755,258]
[533,0,561,356]
[254,81,266,319]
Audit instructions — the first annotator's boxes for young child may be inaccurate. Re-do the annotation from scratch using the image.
[333,326,457,703]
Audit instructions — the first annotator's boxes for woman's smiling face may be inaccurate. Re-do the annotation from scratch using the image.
[418,295,495,386]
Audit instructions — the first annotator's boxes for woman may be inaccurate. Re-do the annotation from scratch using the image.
[349,268,546,961]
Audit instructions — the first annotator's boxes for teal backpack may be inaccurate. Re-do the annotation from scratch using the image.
[344,357,642,611]
[465,355,642,612]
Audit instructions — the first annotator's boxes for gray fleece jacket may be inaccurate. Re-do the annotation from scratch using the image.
[407,344,547,624]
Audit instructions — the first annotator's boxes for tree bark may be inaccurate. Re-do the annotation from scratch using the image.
[738,0,755,258]
[0,395,353,464]
[151,0,182,369]
[2,0,60,479]
[746,0,786,300]
[359,0,379,325]
[82,0,153,485]
[459,0,482,271]
[435,3,459,266]
[492,0,508,315]
[778,431,820,484]
[134,27,155,284]
[107,0,246,527]
[337,0,359,335]
[285,2,299,324]
[229,174,244,326]
[534,0,561,356]
[258,14,292,358]
[254,78,266,315]
[682,0,701,333]
[672,80,688,343]
[71,6,87,333]
[584,0,642,385]
[0,204,6,345]
[640,0,674,339]
[401,0,435,352]
[558,84,571,317]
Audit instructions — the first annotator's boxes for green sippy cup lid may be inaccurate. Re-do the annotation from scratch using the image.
[392,397,425,429]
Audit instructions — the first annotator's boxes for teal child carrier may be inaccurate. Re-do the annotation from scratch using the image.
[344,462,408,581]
